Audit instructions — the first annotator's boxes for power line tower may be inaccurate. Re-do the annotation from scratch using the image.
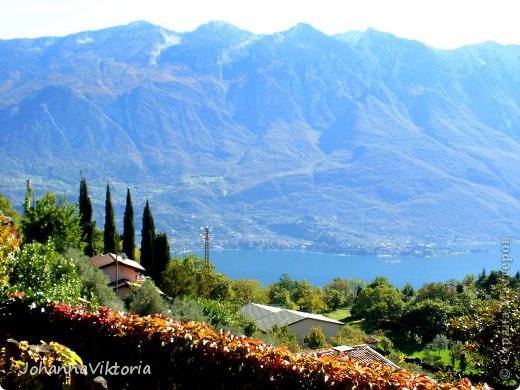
[204,226,210,266]
[200,226,211,297]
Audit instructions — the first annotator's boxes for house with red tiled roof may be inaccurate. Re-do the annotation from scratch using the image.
[90,253,146,299]
[298,344,400,370]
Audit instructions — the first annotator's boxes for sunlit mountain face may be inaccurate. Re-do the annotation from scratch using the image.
[1,21,520,250]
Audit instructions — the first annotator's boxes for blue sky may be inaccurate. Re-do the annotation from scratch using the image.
[0,0,518,48]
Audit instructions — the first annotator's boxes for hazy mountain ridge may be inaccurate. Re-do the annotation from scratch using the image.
[1,21,520,251]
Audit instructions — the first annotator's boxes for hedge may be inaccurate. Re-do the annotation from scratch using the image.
[0,296,488,389]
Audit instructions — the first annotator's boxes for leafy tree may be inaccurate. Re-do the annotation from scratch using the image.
[140,200,155,274]
[22,193,82,252]
[401,298,452,341]
[267,274,334,312]
[207,272,232,301]
[448,281,520,387]
[64,248,123,311]
[127,279,168,316]
[476,270,506,293]
[161,255,231,301]
[303,326,326,349]
[152,232,170,282]
[368,276,392,288]
[331,325,367,346]
[292,280,327,313]
[196,298,240,328]
[103,183,118,254]
[78,176,95,256]
[268,324,300,352]
[401,282,415,302]
[351,279,404,324]
[266,284,298,310]
[122,187,135,259]
[9,242,82,304]
[323,277,364,309]
[324,289,345,311]
[161,255,201,298]
[414,282,457,304]
[451,284,480,317]
[231,278,268,306]
[0,192,21,225]
[274,273,297,293]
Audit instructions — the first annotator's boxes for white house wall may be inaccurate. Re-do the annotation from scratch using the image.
[288,318,342,344]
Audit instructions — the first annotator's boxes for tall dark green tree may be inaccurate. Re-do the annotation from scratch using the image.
[153,232,170,282]
[79,176,95,256]
[122,187,135,259]
[23,178,33,213]
[103,182,118,254]
[140,200,155,274]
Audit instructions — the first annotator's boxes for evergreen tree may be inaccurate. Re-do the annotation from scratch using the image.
[153,232,170,282]
[79,176,95,256]
[122,187,135,258]
[140,200,155,274]
[103,182,118,254]
[23,178,33,213]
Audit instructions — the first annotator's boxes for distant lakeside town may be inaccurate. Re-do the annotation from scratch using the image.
[173,235,493,257]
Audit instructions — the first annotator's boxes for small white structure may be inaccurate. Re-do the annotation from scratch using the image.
[90,253,146,299]
[239,303,343,343]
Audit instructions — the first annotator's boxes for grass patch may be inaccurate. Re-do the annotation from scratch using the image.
[326,307,351,322]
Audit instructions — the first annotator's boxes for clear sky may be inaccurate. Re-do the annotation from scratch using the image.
[0,0,519,49]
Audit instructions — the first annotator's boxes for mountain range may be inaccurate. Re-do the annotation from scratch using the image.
[1,21,520,252]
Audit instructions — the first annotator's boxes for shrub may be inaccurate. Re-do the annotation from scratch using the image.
[168,296,208,323]
[330,325,367,346]
[267,324,300,352]
[8,242,81,305]
[304,326,326,349]
[127,279,168,316]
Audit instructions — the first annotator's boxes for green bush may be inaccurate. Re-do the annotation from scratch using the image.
[9,242,81,304]
[127,279,168,316]
[168,296,208,323]
[304,326,326,349]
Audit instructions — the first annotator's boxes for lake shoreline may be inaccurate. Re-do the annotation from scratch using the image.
[176,245,513,289]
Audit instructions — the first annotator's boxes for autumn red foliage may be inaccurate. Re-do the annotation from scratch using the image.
[0,297,489,389]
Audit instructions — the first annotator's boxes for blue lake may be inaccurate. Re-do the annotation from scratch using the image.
[187,245,518,288]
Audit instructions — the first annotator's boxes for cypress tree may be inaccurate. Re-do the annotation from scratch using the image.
[23,178,33,212]
[104,182,118,254]
[122,187,135,259]
[140,200,155,274]
[79,176,95,256]
[153,232,170,282]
